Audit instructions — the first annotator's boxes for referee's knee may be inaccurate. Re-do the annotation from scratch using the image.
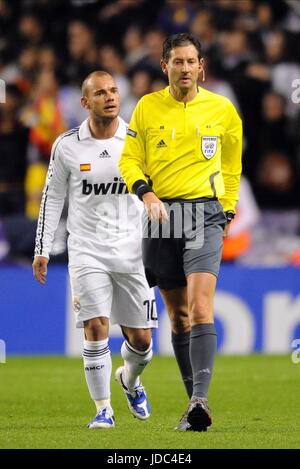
[190,301,213,324]
[168,309,190,334]
[171,320,191,334]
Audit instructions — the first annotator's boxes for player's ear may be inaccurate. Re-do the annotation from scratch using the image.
[160,59,168,75]
[81,96,90,110]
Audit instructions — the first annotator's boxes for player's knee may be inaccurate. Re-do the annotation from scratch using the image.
[128,331,152,351]
[84,317,108,340]
[131,338,152,352]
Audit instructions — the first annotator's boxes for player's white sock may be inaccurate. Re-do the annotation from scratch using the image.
[83,339,112,409]
[121,339,153,391]
[94,399,111,413]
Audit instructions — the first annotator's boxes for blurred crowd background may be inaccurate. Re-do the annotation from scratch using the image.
[0,0,300,266]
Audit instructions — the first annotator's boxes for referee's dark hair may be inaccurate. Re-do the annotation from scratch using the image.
[162,33,202,62]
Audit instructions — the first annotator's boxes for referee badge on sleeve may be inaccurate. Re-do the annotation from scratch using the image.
[201,136,218,159]
[127,128,137,138]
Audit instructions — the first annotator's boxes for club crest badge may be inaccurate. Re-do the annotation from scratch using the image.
[201,136,218,159]
[73,298,81,313]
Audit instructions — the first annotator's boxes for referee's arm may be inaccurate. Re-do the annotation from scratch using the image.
[119,99,148,193]
[119,100,168,222]
[219,104,243,214]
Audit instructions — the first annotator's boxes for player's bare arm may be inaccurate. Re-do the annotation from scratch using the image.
[32,256,49,285]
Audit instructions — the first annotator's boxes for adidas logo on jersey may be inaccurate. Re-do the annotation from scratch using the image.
[98,150,111,158]
[82,177,129,195]
[156,139,167,148]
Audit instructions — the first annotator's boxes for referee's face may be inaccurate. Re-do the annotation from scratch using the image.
[82,74,120,120]
[162,44,203,95]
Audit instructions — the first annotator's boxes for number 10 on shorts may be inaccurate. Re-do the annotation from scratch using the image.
[144,299,157,321]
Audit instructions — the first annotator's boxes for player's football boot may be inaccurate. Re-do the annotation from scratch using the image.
[186,396,212,432]
[87,406,115,429]
[115,366,150,420]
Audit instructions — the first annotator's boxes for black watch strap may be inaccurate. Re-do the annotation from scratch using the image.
[225,211,235,223]
[132,180,154,201]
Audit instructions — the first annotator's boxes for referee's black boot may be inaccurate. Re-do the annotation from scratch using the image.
[186,396,212,432]
[174,410,191,431]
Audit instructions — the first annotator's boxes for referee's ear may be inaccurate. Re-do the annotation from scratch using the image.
[160,59,168,75]
[199,58,205,82]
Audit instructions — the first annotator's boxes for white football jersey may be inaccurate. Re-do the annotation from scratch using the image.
[35,117,144,273]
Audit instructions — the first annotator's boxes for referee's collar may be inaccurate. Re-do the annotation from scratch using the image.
[164,86,203,105]
[78,116,127,141]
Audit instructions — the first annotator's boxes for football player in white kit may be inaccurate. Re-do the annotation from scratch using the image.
[32,71,157,429]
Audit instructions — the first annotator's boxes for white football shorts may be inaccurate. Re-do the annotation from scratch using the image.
[69,265,158,329]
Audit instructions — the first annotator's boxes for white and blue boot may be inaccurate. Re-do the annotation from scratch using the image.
[115,366,150,420]
[87,406,115,429]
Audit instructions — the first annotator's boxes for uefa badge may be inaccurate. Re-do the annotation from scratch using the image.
[201,136,218,159]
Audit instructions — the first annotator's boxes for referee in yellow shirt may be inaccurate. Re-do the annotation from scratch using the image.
[119,33,242,431]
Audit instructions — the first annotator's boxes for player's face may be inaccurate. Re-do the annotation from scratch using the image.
[83,75,120,120]
[161,44,203,94]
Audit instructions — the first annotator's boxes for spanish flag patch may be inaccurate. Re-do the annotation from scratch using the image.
[80,163,91,171]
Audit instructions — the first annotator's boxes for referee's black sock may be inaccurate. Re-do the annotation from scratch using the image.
[189,323,217,399]
[171,331,193,399]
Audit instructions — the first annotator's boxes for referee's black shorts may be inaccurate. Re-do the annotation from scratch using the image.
[142,198,227,290]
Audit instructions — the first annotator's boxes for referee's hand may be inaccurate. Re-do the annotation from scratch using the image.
[142,192,169,223]
[32,256,49,284]
[223,223,231,238]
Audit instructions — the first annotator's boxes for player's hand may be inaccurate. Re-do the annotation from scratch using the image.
[142,192,169,223]
[32,256,49,284]
[223,223,231,238]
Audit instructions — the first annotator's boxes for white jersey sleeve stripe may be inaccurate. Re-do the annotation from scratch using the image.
[37,186,48,255]
[35,138,61,256]
[34,135,70,258]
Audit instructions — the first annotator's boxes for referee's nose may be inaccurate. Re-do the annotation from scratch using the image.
[181,61,190,73]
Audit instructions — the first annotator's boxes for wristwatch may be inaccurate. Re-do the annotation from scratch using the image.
[132,179,154,201]
[225,211,235,223]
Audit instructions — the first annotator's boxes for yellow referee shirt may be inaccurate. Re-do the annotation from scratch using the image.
[119,86,242,213]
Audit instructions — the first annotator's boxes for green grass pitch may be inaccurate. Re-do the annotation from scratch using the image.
[0,355,299,449]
